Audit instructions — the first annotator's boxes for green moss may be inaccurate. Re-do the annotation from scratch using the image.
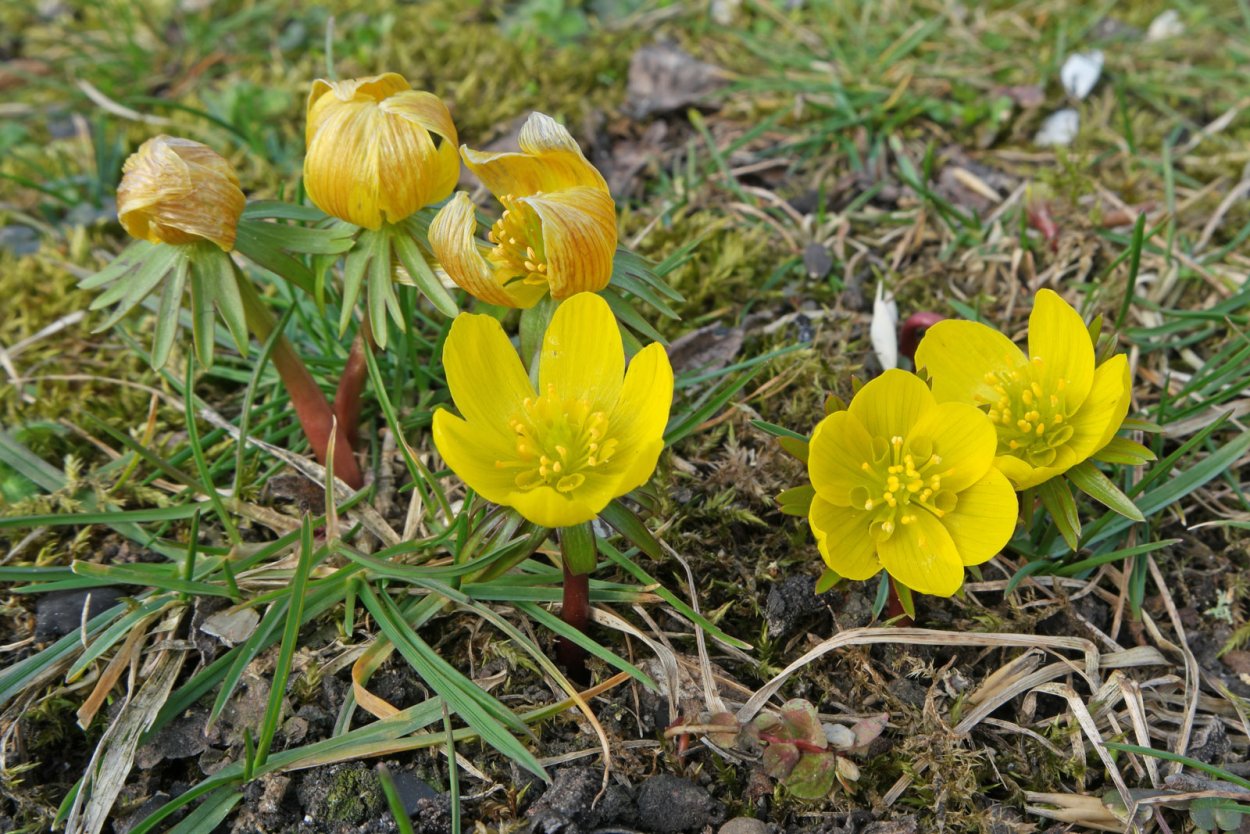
[322,763,385,823]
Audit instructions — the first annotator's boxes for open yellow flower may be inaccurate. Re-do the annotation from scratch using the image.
[915,290,1132,490]
[117,136,245,251]
[433,292,672,528]
[429,112,616,308]
[304,73,459,229]
[807,370,1017,597]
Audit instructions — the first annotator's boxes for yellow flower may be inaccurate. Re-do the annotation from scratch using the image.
[915,290,1132,490]
[304,73,459,229]
[807,370,1017,597]
[433,292,672,528]
[429,112,616,308]
[117,136,245,251]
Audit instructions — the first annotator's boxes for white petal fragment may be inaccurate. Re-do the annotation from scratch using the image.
[871,282,899,371]
[1146,10,1184,42]
[1060,50,1104,100]
[1034,108,1080,147]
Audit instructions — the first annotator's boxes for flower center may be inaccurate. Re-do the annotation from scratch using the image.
[486,194,548,287]
[853,435,956,542]
[496,383,619,494]
[975,358,1077,467]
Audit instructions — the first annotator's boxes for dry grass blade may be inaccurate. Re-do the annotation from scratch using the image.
[737,627,1102,723]
[65,610,186,834]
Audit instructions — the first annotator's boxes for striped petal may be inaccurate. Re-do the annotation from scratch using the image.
[520,187,617,299]
[461,112,608,198]
[429,193,548,308]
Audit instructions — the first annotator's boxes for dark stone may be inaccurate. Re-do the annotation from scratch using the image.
[635,774,724,833]
[803,243,834,280]
[764,575,834,638]
[527,767,601,833]
[719,818,768,834]
[1187,719,1231,765]
[389,771,453,834]
[0,225,39,256]
[113,792,172,834]
[35,587,126,642]
[135,706,208,769]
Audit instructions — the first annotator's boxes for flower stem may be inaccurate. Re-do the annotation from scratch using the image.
[333,317,373,450]
[237,277,364,489]
[557,560,590,685]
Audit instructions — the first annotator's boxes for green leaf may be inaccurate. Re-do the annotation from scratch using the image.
[79,241,154,290]
[600,500,663,562]
[189,263,216,368]
[1037,477,1081,552]
[892,580,915,620]
[1091,437,1156,465]
[339,236,372,337]
[814,568,841,594]
[560,522,597,576]
[204,250,249,355]
[151,255,189,370]
[367,230,394,348]
[1067,462,1144,521]
[391,227,458,318]
[92,244,182,330]
[776,484,814,516]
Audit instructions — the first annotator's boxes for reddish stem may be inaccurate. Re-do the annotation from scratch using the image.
[558,562,590,685]
[333,318,373,452]
[240,279,364,489]
[898,311,945,362]
[885,578,914,627]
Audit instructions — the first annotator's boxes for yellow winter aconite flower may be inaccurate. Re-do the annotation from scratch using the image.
[304,73,459,229]
[915,290,1132,490]
[429,112,617,308]
[433,292,672,528]
[117,136,245,251]
[807,370,1018,597]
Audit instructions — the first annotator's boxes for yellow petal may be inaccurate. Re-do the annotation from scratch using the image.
[508,482,610,528]
[519,188,617,299]
[808,410,877,506]
[993,454,1063,491]
[877,510,964,597]
[916,319,1026,406]
[117,136,245,250]
[809,496,880,580]
[1027,289,1095,407]
[941,468,1018,565]
[537,292,624,411]
[847,369,934,440]
[432,410,522,506]
[441,311,535,430]
[1065,354,1132,461]
[908,402,997,492]
[429,193,547,308]
[304,75,459,228]
[607,343,674,493]
[461,112,608,198]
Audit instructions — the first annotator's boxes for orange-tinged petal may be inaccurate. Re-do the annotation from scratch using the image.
[117,136,245,250]
[607,343,673,493]
[940,468,1017,565]
[520,188,617,299]
[461,112,608,198]
[304,74,459,228]
[809,496,880,581]
[847,369,933,440]
[429,193,547,308]
[908,401,997,492]
[441,310,535,431]
[916,319,1026,406]
[538,292,624,411]
[1027,289,1094,407]
[876,510,964,597]
[808,410,877,506]
[432,410,522,505]
[1066,353,1132,460]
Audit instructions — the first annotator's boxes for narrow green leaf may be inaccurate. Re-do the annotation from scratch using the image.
[600,500,663,562]
[1091,437,1156,465]
[368,230,392,348]
[1067,462,1144,521]
[189,264,216,368]
[1037,477,1080,552]
[814,568,841,594]
[339,237,372,337]
[391,228,458,318]
[0,503,202,530]
[206,250,249,355]
[79,242,153,290]
[151,254,189,370]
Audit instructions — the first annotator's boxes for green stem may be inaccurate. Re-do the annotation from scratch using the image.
[237,278,364,489]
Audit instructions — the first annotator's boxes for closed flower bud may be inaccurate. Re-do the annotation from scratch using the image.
[117,136,246,251]
[304,73,459,229]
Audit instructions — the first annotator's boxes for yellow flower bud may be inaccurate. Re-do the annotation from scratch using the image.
[304,73,459,230]
[117,136,246,251]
